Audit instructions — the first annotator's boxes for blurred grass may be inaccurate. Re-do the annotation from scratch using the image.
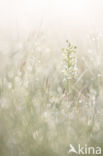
[0,33,103,156]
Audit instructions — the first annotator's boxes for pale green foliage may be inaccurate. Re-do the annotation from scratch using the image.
[0,34,103,156]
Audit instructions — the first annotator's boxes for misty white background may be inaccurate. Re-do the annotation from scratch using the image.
[0,0,103,52]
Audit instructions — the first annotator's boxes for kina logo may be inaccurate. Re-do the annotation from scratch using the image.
[68,144,101,155]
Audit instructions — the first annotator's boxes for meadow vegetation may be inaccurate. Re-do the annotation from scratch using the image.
[0,32,103,156]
